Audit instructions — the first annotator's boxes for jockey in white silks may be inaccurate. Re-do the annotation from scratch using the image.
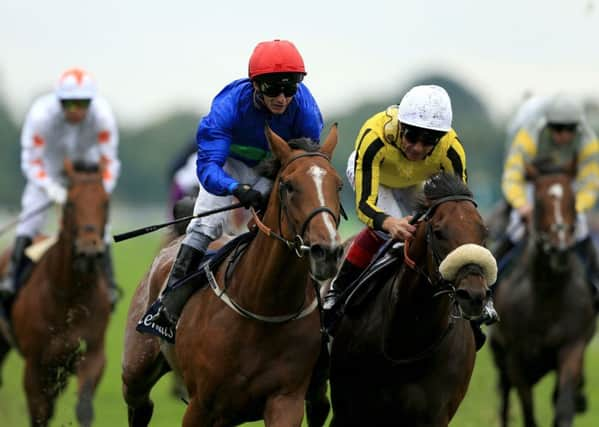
[0,68,122,310]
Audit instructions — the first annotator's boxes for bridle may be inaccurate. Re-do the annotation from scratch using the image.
[251,151,345,257]
[382,194,481,364]
[207,151,344,323]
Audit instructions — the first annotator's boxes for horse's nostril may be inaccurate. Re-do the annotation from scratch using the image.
[310,244,326,260]
[455,289,471,301]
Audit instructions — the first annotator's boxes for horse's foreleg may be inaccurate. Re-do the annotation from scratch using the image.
[553,343,585,427]
[75,348,106,427]
[23,361,57,427]
[514,382,537,427]
[122,334,169,427]
[0,335,11,386]
[490,336,511,427]
[305,339,330,427]
[264,393,306,427]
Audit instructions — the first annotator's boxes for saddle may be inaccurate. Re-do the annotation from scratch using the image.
[337,240,404,316]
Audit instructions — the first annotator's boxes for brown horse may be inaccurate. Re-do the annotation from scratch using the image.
[122,126,343,427]
[490,162,596,427]
[328,172,497,427]
[0,160,111,426]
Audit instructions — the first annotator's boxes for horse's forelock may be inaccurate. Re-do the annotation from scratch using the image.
[256,138,321,179]
[415,173,472,212]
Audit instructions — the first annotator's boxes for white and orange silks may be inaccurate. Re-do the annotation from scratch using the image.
[17,92,120,238]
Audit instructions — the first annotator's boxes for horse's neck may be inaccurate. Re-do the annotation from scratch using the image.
[379,260,452,355]
[44,229,100,301]
[46,230,75,284]
[232,211,310,311]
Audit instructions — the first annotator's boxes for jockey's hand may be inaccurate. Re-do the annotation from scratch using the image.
[382,215,416,241]
[232,184,263,209]
[46,181,67,204]
[517,203,533,223]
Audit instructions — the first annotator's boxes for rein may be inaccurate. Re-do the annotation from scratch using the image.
[206,151,341,323]
[382,194,476,364]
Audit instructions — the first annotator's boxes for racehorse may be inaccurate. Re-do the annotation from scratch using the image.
[490,161,596,427]
[0,160,112,427]
[328,172,497,427]
[122,126,343,426]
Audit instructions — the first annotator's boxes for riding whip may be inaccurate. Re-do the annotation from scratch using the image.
[0,201,54,236]
[113,202,245,243]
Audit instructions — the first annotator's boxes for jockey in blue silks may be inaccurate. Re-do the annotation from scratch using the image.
[138,39,324,341]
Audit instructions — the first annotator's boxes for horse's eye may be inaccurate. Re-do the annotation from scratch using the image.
[281,181,294,193]
[433,228,445,240]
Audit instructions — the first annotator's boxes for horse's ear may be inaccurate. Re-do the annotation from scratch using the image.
[524,162,538,181]
[265,125,291,161]
[320,123,338,160]
[63,158,74,177]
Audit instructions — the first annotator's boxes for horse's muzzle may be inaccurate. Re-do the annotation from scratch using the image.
[454,264,490,319]
[74,237,106,258]
[309,243,344,281]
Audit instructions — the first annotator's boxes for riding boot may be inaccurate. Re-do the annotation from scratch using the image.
[142,244,205,341]
[0,235,33,301]
[322,260,364,332]
[103,246,122,312]
[575,237,599,311]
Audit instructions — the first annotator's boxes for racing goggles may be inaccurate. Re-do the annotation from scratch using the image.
[258,80,298,97]
[402,124,445,147]
[547,123,577,133]
[60,99,92,109]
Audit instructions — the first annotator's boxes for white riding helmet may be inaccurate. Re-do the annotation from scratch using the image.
[398,85,452,132]
[545,93,583,124]
[55,68,97,100]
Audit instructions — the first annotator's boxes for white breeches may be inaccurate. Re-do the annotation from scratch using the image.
[16,181,112,242]
[346,150,420,222]
[183,157,273,251]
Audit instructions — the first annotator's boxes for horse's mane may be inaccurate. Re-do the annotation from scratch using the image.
[529,157,573,176]
[415,172,473,212]
[72,161,100,173]
[256,138,320,179]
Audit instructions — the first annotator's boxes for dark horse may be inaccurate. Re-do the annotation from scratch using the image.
[490,161,596,427]
[0,160,112,427]
[122,126,343,426]
[328,173,497,427]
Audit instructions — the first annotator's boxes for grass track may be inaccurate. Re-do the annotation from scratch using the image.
[0,230,598,426]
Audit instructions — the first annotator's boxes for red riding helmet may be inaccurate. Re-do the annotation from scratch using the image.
[248,39,306,80]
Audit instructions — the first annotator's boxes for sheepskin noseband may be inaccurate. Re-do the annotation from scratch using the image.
[438,243,497,284]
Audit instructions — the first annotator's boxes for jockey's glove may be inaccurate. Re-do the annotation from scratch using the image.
[232,184,263,209]
[45,181,67,204]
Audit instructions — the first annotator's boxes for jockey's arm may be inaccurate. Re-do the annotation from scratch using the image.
[94,99,120,194]
[502,128,536,210]
[20,99,52,189]
[574,122,599,212]
[354,130,389,231]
